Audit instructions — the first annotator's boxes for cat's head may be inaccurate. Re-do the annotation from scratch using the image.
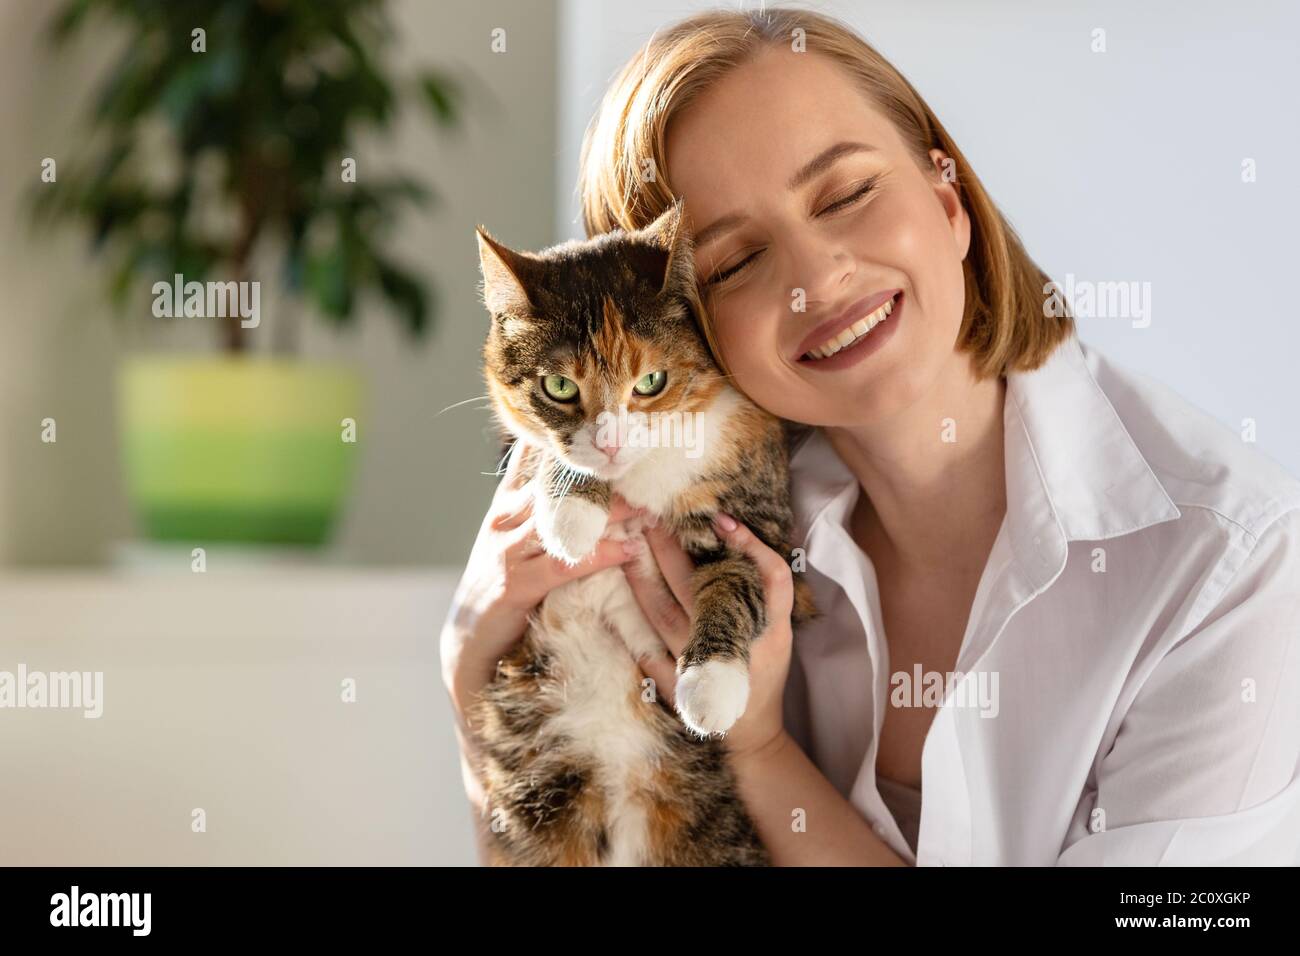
[475,200,725,481]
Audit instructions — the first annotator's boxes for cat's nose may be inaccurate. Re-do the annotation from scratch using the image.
[593,432,622,460]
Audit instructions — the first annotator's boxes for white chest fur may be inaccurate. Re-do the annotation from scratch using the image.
[612,385,744,514]
[532,564,667,865]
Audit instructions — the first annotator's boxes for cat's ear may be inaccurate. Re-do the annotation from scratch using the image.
[636,198,695,299]
[475,226,543,318]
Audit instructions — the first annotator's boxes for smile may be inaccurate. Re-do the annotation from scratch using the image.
[799,292,900,361]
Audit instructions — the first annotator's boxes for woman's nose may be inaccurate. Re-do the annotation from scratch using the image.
[783,231,856,307]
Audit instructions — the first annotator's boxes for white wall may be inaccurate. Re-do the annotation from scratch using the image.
[559,0,1300,477]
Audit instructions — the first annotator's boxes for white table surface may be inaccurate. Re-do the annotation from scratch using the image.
[0,568,477,866]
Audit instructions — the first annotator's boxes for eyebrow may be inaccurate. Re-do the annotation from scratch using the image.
[692,141,878,249]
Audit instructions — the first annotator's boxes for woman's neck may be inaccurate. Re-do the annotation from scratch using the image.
[823,353,1008,575]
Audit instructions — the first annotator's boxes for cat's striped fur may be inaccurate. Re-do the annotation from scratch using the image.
[469,200,816,866]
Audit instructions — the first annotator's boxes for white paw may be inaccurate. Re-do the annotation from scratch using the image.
[535,496,608,565]
[675,659,750,737]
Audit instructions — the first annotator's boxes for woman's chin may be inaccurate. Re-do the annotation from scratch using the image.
[790,373,923,429]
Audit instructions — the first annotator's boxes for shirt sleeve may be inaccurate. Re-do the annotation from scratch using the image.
[1056,508,1300,865]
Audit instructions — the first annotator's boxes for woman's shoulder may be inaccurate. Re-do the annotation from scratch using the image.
[1050,342,1298,689]
[1080,339,1300,544]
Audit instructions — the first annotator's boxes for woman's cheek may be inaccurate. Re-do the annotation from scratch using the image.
[718,312,761,373]
[717,307,786,404]
[877,203,941,276]
[873,202,966,341]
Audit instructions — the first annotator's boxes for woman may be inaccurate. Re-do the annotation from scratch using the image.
[441,8,1300,865]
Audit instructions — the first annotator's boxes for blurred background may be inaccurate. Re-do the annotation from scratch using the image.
[1,0,1296,865]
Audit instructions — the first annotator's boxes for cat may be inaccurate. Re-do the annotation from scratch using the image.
[468,199,817,866]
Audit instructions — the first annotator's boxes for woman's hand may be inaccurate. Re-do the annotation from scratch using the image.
[623,510,795,761]
[439,442,643,735]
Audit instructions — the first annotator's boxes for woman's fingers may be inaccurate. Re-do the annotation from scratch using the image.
[542,537,639,587]
[623,556,692,657]
[710,511,795,617]
[495,538,633,611]
[490,490,533,532]
[499,494,644,566]
[607,492,644,524]
[498,515,544,559]
[498,481,641,537]
[643,523,698,613]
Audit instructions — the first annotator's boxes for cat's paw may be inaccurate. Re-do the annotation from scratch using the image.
[534,496,609,565]
[675,658,750,737]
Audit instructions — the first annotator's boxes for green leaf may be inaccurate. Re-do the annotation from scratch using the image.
[373,256,429,336]
[417,70,460,127]
[47,0,93,46]
[305,244,351,320]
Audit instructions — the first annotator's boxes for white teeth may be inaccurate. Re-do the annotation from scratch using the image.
[802,295,897,361]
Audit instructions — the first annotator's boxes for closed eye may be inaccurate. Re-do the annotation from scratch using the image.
[706,250,762,286]
[816,176,879,216]
[704,176,880,287]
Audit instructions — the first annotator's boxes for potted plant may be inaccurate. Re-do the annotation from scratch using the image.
[31,0,460,546]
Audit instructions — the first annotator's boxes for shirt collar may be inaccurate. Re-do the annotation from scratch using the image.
[788,335,1181,566]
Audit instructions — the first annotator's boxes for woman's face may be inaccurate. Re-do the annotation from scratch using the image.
[665,47,971,428]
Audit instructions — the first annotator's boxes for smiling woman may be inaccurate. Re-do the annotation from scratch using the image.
[443,6,1300,868]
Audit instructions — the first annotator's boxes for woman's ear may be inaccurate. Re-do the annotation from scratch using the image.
[928,148,971,263]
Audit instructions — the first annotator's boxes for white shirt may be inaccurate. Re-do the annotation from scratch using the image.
[781,334,1300,865]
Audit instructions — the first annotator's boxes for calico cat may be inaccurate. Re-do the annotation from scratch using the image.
[469,199,816,866]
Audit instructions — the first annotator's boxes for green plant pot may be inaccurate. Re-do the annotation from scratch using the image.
[118,357,364,546]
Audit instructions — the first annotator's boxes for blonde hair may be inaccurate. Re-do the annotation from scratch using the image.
[578,6,1073,381]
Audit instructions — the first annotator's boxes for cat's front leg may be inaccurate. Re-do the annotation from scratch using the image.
[531,455,614,566]
[671,529,767,737]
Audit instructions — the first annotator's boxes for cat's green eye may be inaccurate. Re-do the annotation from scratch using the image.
[633,370,667,397]
[541,374,579,403]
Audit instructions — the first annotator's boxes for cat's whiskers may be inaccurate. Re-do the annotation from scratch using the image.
[436,394,494,417]
[555,463,581,503]
[482,439,520,479]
